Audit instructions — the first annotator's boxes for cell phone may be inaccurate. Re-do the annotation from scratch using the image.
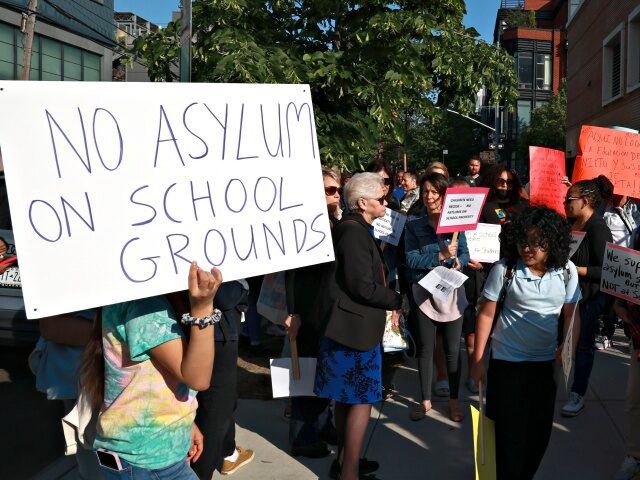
[96,449,124,471]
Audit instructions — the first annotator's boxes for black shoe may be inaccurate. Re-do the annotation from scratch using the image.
[329,458,380,479]
[291,442,331,459]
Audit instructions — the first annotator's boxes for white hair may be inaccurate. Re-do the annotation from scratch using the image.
[344,172,383,211]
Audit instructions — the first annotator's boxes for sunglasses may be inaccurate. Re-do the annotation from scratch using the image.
[517,240,545,251]
[382,178,392,186]
[563,196,582,205]
[496,178,513,186]
[324,186,343,196]
[366,195,386,204]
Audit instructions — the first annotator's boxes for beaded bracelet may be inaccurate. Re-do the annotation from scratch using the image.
[180,309,222,328]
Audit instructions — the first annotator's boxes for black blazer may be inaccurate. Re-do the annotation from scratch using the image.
[319,213,402,351]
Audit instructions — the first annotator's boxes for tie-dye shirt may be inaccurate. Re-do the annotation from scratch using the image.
[93,296,197,469]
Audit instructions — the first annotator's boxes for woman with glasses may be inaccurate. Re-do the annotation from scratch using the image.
[470,206,581,480]
[284,169,342,461]
[561,176,613,417]
[314,172,402,480]
[405,172,470,422]
[480,164,527,225]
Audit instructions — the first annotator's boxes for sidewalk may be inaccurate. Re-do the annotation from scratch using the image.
[38,330,630,480]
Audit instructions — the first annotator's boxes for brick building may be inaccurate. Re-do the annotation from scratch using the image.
[566,0,640,159]
[485,0,568,173]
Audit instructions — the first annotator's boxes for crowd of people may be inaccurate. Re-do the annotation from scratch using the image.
[3,154,638,480]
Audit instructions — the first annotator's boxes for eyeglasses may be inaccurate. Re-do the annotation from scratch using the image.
[368,196,386,204]
[563,196,582,205]
[517,240,545,251]
[382,178,392,186]
[496,178,513,186]
[324,186,342,196]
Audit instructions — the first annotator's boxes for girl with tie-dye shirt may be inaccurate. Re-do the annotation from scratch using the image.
[81,262,222,479]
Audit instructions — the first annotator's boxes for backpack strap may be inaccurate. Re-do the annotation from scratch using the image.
[489,260,516,338]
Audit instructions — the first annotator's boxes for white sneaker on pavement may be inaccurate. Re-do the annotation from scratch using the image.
[612,456,640,480]
[561,392,585,417]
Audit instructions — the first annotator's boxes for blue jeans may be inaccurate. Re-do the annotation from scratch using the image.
[572,292,607,396]
[98,456,197,480]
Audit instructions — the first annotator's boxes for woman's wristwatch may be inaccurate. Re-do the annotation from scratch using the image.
[181,309,223,328]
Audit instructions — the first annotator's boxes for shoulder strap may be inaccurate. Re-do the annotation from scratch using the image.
[489,260,516,338]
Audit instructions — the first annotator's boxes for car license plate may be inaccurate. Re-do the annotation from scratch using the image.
[0,266,20,287]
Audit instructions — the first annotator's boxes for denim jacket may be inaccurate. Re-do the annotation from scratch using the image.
[404,214,470,283]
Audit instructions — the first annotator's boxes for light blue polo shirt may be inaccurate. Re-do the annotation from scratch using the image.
[483,258,581,362]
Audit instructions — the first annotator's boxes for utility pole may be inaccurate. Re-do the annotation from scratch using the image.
[21,0,38,80]
[179,0,192,82]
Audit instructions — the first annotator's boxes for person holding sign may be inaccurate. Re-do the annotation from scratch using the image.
[479,165,527,226]
[470,206,581,480]
[561,177,613,417]
[80,262,222,479]
[404,172,470,422]
[314,173,402,480]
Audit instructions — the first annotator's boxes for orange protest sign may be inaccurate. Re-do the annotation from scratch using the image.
[529,146,568,216]
[572,125,640,197]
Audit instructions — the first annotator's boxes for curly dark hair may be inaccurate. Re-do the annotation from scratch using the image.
[480,164,523,203]
[500,206,571,270]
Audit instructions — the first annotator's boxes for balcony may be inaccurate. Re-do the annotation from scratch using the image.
[501,0,525,8]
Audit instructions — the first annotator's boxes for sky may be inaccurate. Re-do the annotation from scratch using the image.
[114,0,502,42]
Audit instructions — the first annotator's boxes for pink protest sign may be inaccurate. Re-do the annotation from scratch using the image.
[436,187,489,234]
[529,146,568,216]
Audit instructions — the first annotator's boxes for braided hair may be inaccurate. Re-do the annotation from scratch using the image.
[572,175,611,210]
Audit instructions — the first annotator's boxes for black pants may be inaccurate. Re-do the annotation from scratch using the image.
[192,340,238,479]
[289,396,333,447]
[414,306,463,400]
[486,358,556,480]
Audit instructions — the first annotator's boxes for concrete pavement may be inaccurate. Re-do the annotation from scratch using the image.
[39,329,630,480]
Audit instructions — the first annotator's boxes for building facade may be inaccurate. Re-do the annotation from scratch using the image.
[0,0,115,82]
[485,0,568,173]
[566,0,640,159]
[113,11,160,82]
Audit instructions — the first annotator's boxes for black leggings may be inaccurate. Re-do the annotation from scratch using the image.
[414,307,463,401]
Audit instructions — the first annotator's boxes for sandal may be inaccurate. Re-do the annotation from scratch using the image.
[409,404,431,421]
[448,403,465,422]
[434,379,450,397]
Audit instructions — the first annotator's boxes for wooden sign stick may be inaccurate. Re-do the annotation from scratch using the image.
[290,338,301,381]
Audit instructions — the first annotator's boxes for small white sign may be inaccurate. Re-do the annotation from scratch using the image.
[436,187,489,233]
[600,242,640,304]
[418,266,468,300]
[569,231,586,258]
[372,208,407,246]
[465,223,501,263]
[270,357,317,398]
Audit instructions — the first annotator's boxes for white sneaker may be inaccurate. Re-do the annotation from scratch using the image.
[595,335,607,350]
[612,456,640,480]
[561,392,584,417]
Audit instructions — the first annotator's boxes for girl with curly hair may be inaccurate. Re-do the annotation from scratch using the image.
[470,206,581,480]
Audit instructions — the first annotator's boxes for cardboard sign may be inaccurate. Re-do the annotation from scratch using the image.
[436,187,489,234]
[601,242,640,304]
[0,82,334,318]
[270,357,317,398]
[569,231,586,258]
[465,223,501,264]
[528,146,568,216]
[470,405,496,480]
[372,208,407,246]
[572,125,640,197]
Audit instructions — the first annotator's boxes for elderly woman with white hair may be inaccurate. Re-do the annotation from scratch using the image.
[314,172,402,480]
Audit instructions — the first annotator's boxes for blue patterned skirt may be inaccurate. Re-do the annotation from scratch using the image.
[313,336,382,404]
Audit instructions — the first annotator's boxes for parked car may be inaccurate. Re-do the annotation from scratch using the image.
[0,230,37,346]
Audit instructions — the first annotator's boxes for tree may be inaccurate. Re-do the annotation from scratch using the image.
[518,81,567,161]
[123,1,518,169]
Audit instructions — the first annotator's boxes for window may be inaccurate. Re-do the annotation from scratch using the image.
[0,22,15,79]
[517,99,532,130]
[602,25,624,104]
[516,52,533,89]
[535,54,551,90]
[628,6,640,92]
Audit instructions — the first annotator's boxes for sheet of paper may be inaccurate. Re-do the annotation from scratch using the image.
[372,208,407,246]
[418,266,468,300]
[569,231,586,258]
[470,405,497,480]
[270,357,317,398]
[465,223,501,264]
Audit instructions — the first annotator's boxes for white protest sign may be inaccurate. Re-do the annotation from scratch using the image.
[601,242,640,304]
[0,82,334,318]
[270,357,317,398]
[465,222,501,264]
[372,208,407,246]
[561,302,579,392]
[569,231,586,258]
[418,266,468,300]
[436,187,489,234]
